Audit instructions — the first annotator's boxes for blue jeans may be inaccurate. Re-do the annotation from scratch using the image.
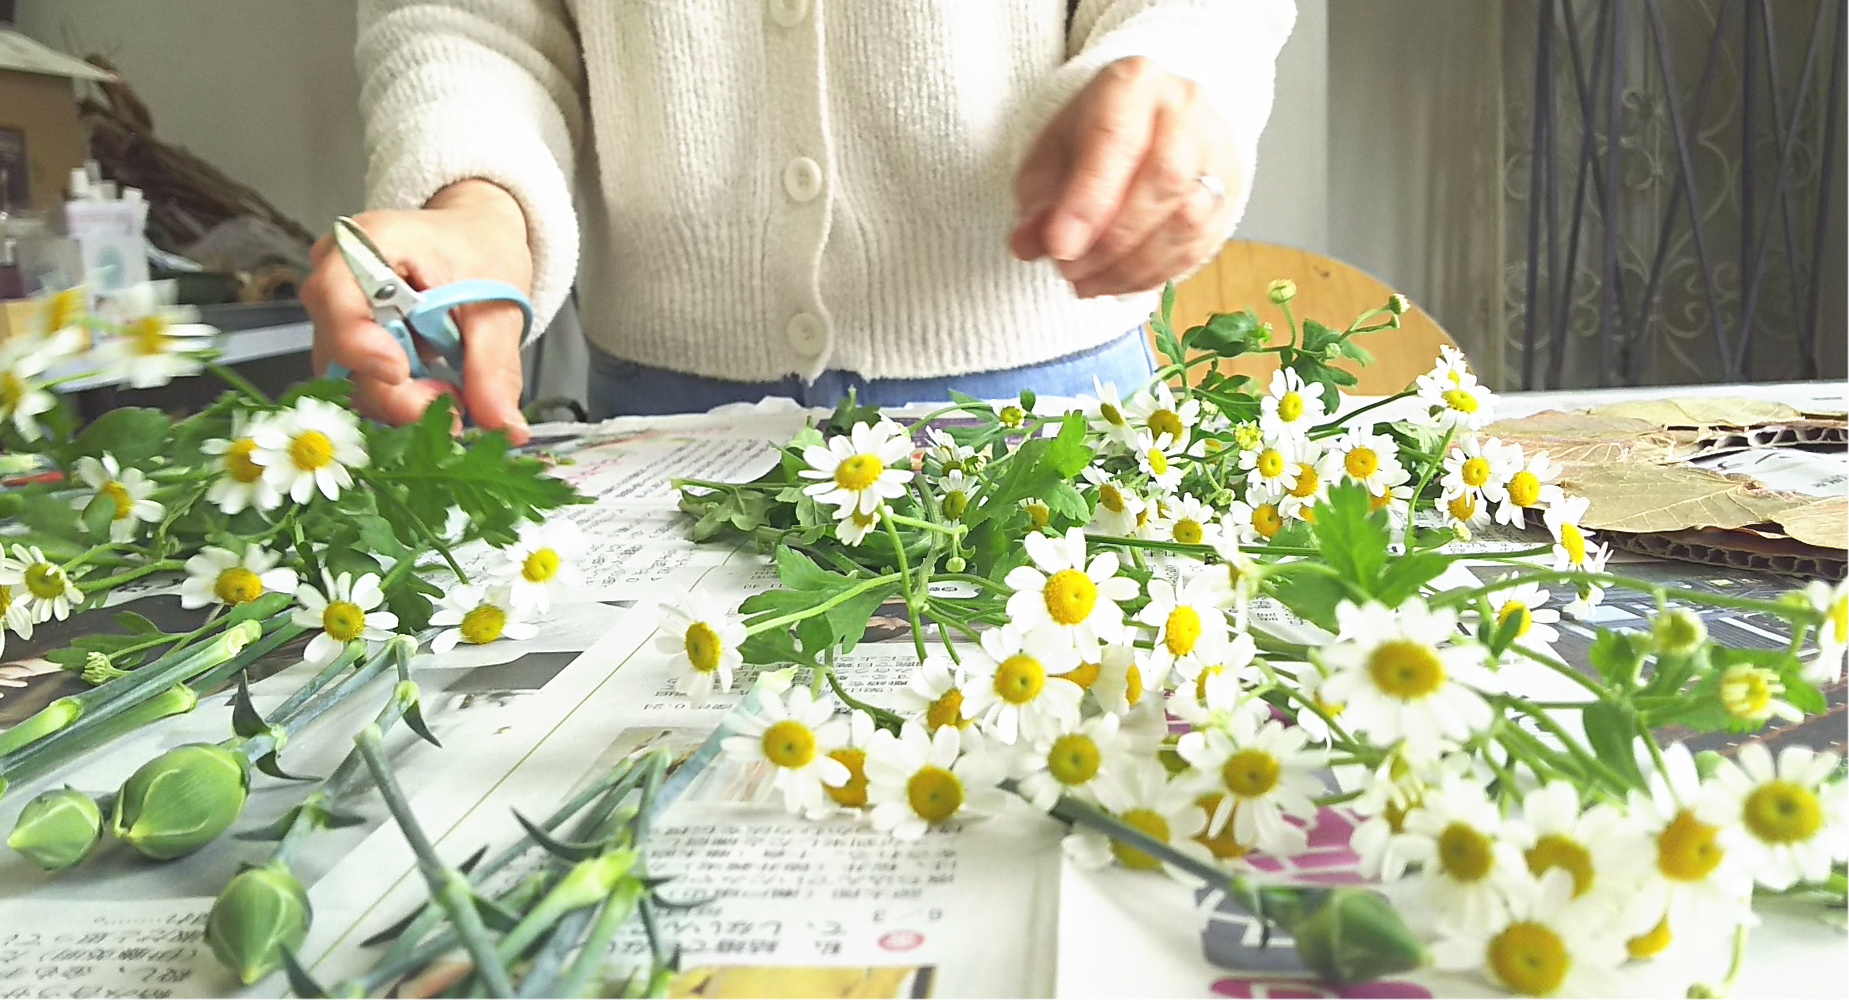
[586,329,1154,418]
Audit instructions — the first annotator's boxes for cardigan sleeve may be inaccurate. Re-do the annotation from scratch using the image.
[355,0,587,337]
[1022,0,1298,239]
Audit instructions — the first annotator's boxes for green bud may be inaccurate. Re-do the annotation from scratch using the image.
[1386,292,1409,315]
[7,786,104,871]
[548,849,639,913]
[1288,887,1428,985]
[944,556,967,573]
[1267,278,1297,304]
[1651,608,1707,657]
[81,651,130,686]
[941,491,968,520]
[113,743,250,860]
[207,863,312,985]
[998,405,1025,428]
[1017,389,1037,412]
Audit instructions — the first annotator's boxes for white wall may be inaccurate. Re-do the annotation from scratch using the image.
[1236,0,1330,255]
[16,0,365,234]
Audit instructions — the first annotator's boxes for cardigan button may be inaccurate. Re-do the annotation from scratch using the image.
[768,0,808,28]
[783,157,822,203]
[786,312,828,355]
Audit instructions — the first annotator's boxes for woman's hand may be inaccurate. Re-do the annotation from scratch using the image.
[1011,57,1238,299]
[303,179,535,444]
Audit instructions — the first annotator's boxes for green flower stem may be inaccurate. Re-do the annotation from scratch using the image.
[882,513,962,538]
[1690,923,1750,999]
[76,559,185,594]
[205,362,271,406]
[365,478,468,582]
[821,666,907,731]
[266,643,370,727]
[1267,681,1358,747]
[554,879,646,998]
[921,600,988,644]
[235,640,404,761]
[877,508,931,665]
[353,724,516,997]
[930,572,1011,596]
[741,572,902,636]
[1083,533,1319,559]
[1506,643,1612,701]
[1498,700,1633,796]
[1407,424,1456,519]
[1306,389,1416,437]
[1437,568,1811,622]
[60,543,120,572]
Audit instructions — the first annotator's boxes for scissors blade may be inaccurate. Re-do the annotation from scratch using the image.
[333,217,418,316]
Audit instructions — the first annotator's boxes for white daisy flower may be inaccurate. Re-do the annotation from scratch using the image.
[178,545,298,610]
[1132,430,1186,493]
[1149,493,1222,548]
[723,685,852,815]
[1002,527,1138,660]
[655,590,745,704]
[1221,493,1287,545]
[0,326,83,442]
[832,504,880,547]
[1063,756,1210,877]
[808,709,879,819]
[1087,641,1149,717]
[1012,712,1132,811]
[1258,368,1327,442]
[1236,435,1299,498]
[252,396,368,504]
[202,412,284,515]
[1393,777,1531,930]
[1510,781,1652,911]
[1082,466,1145,537]
[1135,571,1230,686]
[1562,546,1613,620]
[1122,381,1200,449]
[1432,868,1626,998]
[493,516,586,613]
[1318,423,1406,497]
[1494,448,1565,530]
[1625,743,1754,934]
[1176,712,1324,857]
[71,454,164,543]
[1542,495,1603,573]
[894,654,974,732]
[1207,536,1260,629]
[1275,454,1330,523]
[1366,465,1416,533]
[798,420,914,517]
[1439,487,1493,542]
[1801,579,1847,685]
[1699,742,1846,891]
[958,625,1083,745]
[1479,577,1561,659]
[1419,369,1497,432]
[1715,662,1803,726]
[921,426,980,474]
[1346,746,1472,880]
[292,571,398,667]
[1167,633,1268,729]
[1083,377,1141,451]
[97,281,215,388]
[1440,435,1516,505]
[1318,599,1495,756]
[427,583,534,653]
[0,544,82,624]
[866,721,1007,839]
[935,469,978,521]
[31,286,88,341]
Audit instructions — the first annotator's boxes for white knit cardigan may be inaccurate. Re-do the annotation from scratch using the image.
[357,0,1295,382]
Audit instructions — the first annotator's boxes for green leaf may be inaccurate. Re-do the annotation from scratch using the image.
[1587,631,1646,691]
[774,547,840,593]
[70,407,171,464]
[738,628,801,667]
[1580,701,1645,788]
[1310,483,1390,597]
[1186,310,1268,358]
[1266,572,1348,634]
[79,491,116,537]
[1373,552,1449,608]
[231,674,268,739]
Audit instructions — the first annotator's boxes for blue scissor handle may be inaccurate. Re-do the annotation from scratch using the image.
[324,280,533,389]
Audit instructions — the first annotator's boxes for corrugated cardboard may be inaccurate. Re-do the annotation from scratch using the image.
[0,30,113,215]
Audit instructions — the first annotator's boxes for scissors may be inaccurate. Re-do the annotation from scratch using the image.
[324,216,534,388]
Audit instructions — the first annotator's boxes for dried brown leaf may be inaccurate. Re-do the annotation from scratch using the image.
[1560,463,1804,534]
[1775,497,1849,552]
[1484,411,1700,467]
[1594,397,1845,428]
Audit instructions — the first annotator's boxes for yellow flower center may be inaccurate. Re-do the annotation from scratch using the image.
[1626,915,1673,960]
[993,653,1047,706]
[1558,522,1588,565]
[906,765,963,823]
[1066,661,1100,689]
[1487,921,1568,995]
[128,316,171,357]
[41,289,83,334]
[998,405,1025,428]
[1164,606,1203,657]
[521,548,560,585]
[1441,388,1480,415]
[1047,733,1101,786]
[213,567,264,606]
[1043,569,1098,626]
[1287,464,1320,499]
[1099,402,1125,427]
[322,600,367,642]
[289,430,336,472]
[834,453,884,491]
[925,687,967,731]
[1368,488,1395,512]
[0,371,26,410]
[460,603,507,644]
[1448,492,1479,523]
[24,563,67,600]
[683,622,722,673]
[99,481,133,520]
[1367,640,1446,699]
[0,584,11,616]
[1193,664,1222,702]
[1252,504,1283,539]
[1195,795,1251,860]
[1719,665,1782,722]
[1496,601,1533,639]
[1742,780,1822,845]
[1460,456,1491,488]
[1507,470,1542,508]
[1276,391,1304,424]
[225,439,264,484]
[1525,834,1595,897]
[1110,808,1170,870]
[1255,449,1286,480]
[1144,448,1169,476]
[825,748,868,807]
[760,720,816,769]
[1147,409,1184,442]
[1656,809,1724,883]
[1221,749,1281,799]
[1026,501,1051,529]
[1344,448,1379,480]
[1436,822,1496,882]
[1828,594,1848,644]
[1122,662,1145,707]
[1099,482,1125,513]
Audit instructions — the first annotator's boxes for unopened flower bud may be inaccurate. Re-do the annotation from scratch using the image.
[942,491,968,520]
[113,743,249,860]
[7,786,104,871]
[1287,887,1428,984]
[1651,608,1707,657]
[1267,278,1297,304]
[1023,501,1050,530]
[944,556,967,573]
[998,405,1026,428]
[1386,293,1409,315]
[207,863,312,985]
[81,652,128,686]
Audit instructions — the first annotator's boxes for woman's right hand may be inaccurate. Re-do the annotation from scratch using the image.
[303,179,535,445]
